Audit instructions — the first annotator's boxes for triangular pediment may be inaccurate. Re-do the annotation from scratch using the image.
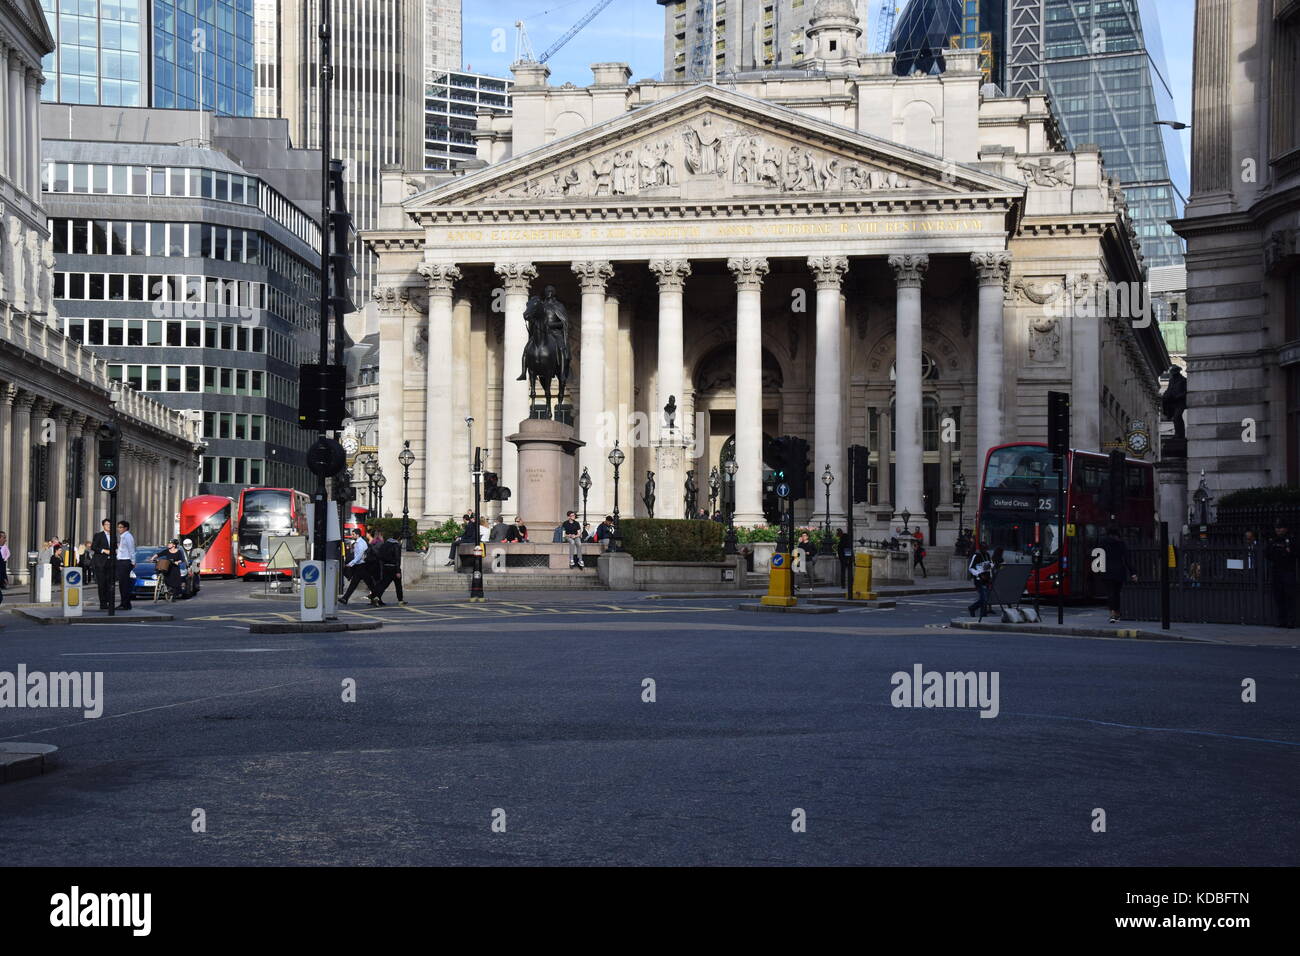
[406,85,1022,213]
[9,0,57,52]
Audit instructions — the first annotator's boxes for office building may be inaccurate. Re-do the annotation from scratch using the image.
[40,104,321,498]
[424,68,510,171]
[39,0,255,115]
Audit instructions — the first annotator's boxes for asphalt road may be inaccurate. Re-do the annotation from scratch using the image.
[1,581,1296,866]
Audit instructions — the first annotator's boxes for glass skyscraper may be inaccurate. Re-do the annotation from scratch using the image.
[891,0,1005,86]
[40,0,254,116]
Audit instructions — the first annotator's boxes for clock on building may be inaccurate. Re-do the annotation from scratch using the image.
[1126,420,1151,457]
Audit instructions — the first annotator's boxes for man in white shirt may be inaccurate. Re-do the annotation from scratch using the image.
[115,520,137,610]
[339,531,372,605]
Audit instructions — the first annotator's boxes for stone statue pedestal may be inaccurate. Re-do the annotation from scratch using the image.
[1156,457,1189,534]
[652,434,690,519]
[507,417,585,530]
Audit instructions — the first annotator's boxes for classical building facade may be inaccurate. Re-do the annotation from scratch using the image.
[1172,0,1300,493]
[363,33,1166,542]
[2,0,199,582]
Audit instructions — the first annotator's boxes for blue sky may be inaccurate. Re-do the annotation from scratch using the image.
[461,0,1195,166]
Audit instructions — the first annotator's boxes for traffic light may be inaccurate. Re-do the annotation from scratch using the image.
[850,445,870,504]
[306,437,346,478]
[96,422,121,476]
[1107,449,1127,514]
[1047,390,1071,459]
[780,435,810,500]
[297,363,347,431]
[483,471,511,501]
[328,159,355,318]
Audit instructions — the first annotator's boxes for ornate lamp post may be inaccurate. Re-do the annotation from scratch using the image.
[708,466,720,516]
[900,508,912,536]
[578,466,592,528]
[723,458,739,555]
[820,464,834,554]
[375,469,387,520]
[398,441,415,551]
[363,454,378,513]
[954,471,968,555]
[608,441,625,552]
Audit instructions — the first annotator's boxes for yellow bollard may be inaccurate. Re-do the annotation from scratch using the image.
[761,551,798,607]
[852,552,877,601]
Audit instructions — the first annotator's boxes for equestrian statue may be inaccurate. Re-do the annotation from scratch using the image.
[517,285,572,416]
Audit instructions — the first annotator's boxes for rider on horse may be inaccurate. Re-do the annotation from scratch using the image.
[518,286,571,383]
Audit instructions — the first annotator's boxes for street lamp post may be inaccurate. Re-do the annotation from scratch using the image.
[608,441,625,552]
[820,464,834,554]
[375,469,386,520]
[578,466,592,528]
[900,508,912,537]
[723,458,738,555]
[363,455,377,514]
[954,471,968,555]
[708,466,720,516]
[398,441,415,551]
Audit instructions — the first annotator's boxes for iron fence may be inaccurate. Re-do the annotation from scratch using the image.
[1121,540,1273,626]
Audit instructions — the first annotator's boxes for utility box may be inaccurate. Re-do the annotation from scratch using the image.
[852,553,877,601]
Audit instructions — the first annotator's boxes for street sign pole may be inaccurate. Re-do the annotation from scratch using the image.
[1160,520,1170,630]
[470,447,485,602]
[845,450,854,601]
[108,488,117,617]
[761,482,796,607]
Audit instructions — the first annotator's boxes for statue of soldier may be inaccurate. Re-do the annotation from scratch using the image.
[517,285,572,383]
[685,470,699,517]
[1161,365,1188,440]
[643,471,657,519]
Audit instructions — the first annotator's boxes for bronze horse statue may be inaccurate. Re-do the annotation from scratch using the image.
[518,286,571,415]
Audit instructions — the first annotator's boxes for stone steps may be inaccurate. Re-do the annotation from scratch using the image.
[412,568,608,590]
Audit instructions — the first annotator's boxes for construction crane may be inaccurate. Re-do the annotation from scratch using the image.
[873,0,900,55]
[515,0,617,65]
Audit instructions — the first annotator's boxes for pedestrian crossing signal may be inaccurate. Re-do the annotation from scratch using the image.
[96,422,120,477]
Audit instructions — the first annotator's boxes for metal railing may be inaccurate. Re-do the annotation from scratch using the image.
[1121,541,1272,626]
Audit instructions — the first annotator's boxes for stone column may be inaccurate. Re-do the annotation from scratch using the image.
[809,256,849,525]
[419,262,461,520]
[0,384,13,536]
[728,256,769,526]
[888,254,928,518]
[7,52,22,188]
[0,40,8,181]
[972,252,1011,472]
[450,282,477,513]
[81,418,99,540]
[493,262,537,496]
[65,413,86,547]
[879,407,892,507]
[603,276,632,514]
[573,260,613,518]
[9,391,35,577]
[49,409,69,541]
[649,259,692,519]
[25,71,40,197]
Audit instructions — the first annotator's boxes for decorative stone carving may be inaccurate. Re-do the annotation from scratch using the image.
[493,261,538,292]
[372,284,422,314]
[807,255,849,289]
[727,256,770,289]
[1012,276,1065,306]
[495,115,920,201]
[648,258,692,290]
[887,254,929,288]
[1027,314,1061,362]
[571,260,614,293]
[418,261,462,295]
[1016,157,1074,187]
[1264,228,1298,275]
[5,215,25,310]
[970,251,1012,288]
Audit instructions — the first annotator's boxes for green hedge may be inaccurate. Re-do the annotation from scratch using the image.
[618,519,724,562]
[366,517,419,542]
[1218,486,1300,507]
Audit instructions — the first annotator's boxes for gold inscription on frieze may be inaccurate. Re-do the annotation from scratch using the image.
[441,218,986,244]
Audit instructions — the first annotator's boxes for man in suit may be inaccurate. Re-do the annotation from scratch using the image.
[90,519,115,610]
[115,520,136,611]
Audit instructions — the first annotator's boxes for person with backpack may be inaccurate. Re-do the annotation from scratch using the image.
[967,546,994,618]
[912,539,928,578]
[1097,526,1138,624]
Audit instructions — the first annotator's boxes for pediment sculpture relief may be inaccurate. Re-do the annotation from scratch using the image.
[495,116,921,201]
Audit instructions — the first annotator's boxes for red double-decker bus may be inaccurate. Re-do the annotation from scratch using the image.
[976,442,1156,599]
[233,487,310,577]
[179,495,235,576]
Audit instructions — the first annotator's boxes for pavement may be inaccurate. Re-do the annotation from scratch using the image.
[1,580,1295,865]
[948,605,1300,648]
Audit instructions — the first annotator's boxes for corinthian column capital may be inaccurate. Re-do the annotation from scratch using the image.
[888,254,929,288]
[727,256,769,289]
[807,255,850,290]
[418,261,462,297]
[571,260,614,293]
[971,251,1012,288]
[649,258,692,292]
[494,261,537,293]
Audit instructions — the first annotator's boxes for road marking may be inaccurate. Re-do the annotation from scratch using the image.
[1010,710,1300,750]
[59,648,295,656]
[0,678,318,741]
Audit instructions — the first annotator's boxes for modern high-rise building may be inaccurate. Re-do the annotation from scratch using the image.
[1001,0,1187,268]
[39,0,255,115]
[40,105,322,498]
[426,0,460,75]
[658,0,847,80]
[268,0,426,296]
[424,69,510,171]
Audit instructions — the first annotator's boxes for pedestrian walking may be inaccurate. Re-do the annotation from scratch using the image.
[562,510,584,569]
[0,531,9,605]
[1098,526,1138,624]
[370,531,403,606]
[91,519,114,609]
[340,530,375,605]
[115,520,136,610]
[837,529,851,589]
[967,546,994,618]
[912,539,928,578]
[1265,521,1299,628]
[795,532,815,589]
